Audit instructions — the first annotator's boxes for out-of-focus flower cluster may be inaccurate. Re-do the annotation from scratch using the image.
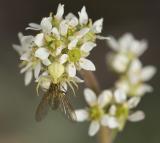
[13,4,106,92]
[107,33,156,97]
[75,33,156,136]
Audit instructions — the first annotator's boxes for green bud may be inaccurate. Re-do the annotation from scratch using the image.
[48,62,65,84]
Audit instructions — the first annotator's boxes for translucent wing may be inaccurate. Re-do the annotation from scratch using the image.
[49,92,60,110]
[60,94,77,121]
[35,93,50,122]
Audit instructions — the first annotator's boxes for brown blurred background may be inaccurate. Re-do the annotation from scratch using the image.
[0,0,160,143]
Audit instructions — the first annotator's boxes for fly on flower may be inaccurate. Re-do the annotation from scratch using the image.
[36,83,77,122]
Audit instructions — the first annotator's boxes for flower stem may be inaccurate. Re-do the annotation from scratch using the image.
[80,70,112,143]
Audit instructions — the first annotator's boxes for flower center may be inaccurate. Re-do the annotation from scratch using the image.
[68,48,81,62]
[89,106,103,121]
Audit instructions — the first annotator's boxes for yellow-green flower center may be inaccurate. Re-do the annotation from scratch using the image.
[68,48,81,62]
[89,106,104,121]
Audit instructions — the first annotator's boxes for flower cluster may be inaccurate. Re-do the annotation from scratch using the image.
[107,33,156,96]
[75,88,144,136]
[75,33,156,136]
[13,4,157,139]
[13,4,106,91]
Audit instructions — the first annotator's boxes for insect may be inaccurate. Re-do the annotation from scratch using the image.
[35,84,77,122]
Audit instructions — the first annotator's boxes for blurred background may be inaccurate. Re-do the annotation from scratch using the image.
[0,0,159,143]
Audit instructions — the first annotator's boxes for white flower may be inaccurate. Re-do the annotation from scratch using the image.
[128,59,156,95]
[34,33,45,47]
[74,27,90,39]
[63,40,96,77]
[107,33,148,73]
[108,33,148,57]
[65,13,78,27]
[13,33,34,55]
[92,18,103,34]
[78,6,88,25]
[59,20,69,36]
[20,62,41,86]
[75,88,114,136]
[40,17,52,33]
[26,17,52,34]
[14,3,107,91]
[110,53,130,73]
[55,3,64,20]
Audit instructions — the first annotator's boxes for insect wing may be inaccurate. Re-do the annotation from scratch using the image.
[60,94,77,121]
[35,94,50,122]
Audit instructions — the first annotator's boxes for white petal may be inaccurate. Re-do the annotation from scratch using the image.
[40,17,52,33]
[20,52,30,61]
[55,46,63,56]
[128,97,141,109]
[24,70,33,86]
[116,80,130,94]
[59,54,68,64]
[112,54,129,73]
[51,27,60,39]
[66,63,76,77]
[65,13,78,27]
[80,42,96,53]
[128,59,142,83]
[78,6,88,25]
[35,48,50,60]
[136,84,153,96]
[119,33,134,50]
[88,121,100,136]
[34,63,41,79]
[109,105,117,116]
[84,88,97,106]
[128,111,145,122]
[39,78,51,90]
[55,4,64,19]
[20,63,32,74]
[141,66,156,81]
[68,39,78,50]
[26,23,41,30]
[131,40,148,56]
[72,76,84,83]
[75,109,89,122]
[107,37,119,51]
[13,44,22,55]
[34,33,44,47]
[79,58,96,71]
[98,90,112,108]
[130,59,142,72]
[42,58,51,66]
[101,115,119,129]
[92,18,103,33]
[75,28,90,39]
[59,20,68,36]
[69,17,78,27]
[114,89,127,103]
[21,35,34,48]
